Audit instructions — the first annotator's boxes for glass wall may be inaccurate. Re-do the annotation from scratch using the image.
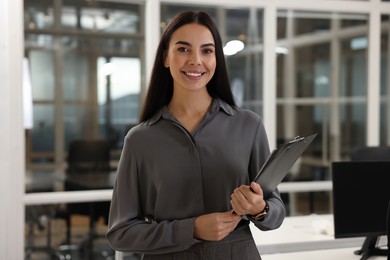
[24,0,144,258]
[25,0,143,166]
[275,10,370,215]
[277,11,368,162]
[21,0,390,259]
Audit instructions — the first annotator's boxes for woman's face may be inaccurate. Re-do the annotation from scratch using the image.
[165,23,216,94]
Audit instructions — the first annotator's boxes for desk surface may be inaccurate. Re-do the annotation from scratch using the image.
[262,247,387,260]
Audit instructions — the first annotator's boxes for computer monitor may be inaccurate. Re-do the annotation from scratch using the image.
[332,161,390,260]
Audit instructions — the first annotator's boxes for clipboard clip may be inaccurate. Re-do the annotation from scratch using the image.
[289,136,305,144]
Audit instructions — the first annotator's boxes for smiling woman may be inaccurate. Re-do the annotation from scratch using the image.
[106,11,286,260]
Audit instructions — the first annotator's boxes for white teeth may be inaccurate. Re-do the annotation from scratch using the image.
[185,72,202,77]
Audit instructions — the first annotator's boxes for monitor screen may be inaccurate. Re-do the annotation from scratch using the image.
[332,161,390,239]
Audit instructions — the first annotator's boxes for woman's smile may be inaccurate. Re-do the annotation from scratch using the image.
[182,70,206,79]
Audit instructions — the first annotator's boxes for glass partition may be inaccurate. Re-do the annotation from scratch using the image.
[24,7,144,257]
[276,10,368,215]
[339,36,367,154]
[63,51,89,101]
[97,56,141,149]
[24,0,144,168]
[29,51,55,99]
[28,50,56,163]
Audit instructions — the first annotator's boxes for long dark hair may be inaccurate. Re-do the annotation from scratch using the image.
[139,11,236,122]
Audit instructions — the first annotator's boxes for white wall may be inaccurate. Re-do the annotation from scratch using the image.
[0,0,25,259]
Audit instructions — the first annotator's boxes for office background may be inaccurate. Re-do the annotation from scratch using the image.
[1,0,390,259]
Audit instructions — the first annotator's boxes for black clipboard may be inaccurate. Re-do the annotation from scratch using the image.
[253,133,318,198]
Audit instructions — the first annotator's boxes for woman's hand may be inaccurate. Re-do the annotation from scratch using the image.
[230,182,266,216]
[193,211,241,241]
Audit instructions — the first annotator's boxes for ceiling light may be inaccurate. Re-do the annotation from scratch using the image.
[224,40,245,56]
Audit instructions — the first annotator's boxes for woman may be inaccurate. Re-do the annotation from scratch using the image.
[106,11,285,259]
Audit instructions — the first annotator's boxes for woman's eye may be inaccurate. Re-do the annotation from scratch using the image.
[203,48,213,54]
[178,47,189,53]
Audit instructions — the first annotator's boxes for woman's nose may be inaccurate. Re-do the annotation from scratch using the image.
[188,52,201,65]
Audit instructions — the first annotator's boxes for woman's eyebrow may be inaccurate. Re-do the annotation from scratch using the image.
[175,41,215,48]
[175,41,190,46]
[202,43,215,48]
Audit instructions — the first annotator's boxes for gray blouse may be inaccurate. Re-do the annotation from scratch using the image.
[106,99,285,254]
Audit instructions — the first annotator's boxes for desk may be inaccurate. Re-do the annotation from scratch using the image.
[250,214,388,259]
[262,247,387,260]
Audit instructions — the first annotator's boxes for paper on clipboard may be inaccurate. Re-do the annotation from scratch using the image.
[253,133,318,198]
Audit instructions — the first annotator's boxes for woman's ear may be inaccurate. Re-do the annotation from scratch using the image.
[163,53,169,68]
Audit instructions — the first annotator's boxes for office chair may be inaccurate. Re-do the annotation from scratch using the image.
[66,139,111,174]
[57,139,112,259]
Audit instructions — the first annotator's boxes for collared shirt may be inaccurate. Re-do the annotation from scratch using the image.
[106,99,285,254]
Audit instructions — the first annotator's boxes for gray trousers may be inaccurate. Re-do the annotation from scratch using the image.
[142,224,261,260]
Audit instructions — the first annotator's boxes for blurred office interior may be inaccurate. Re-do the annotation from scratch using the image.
[1,0,390,259]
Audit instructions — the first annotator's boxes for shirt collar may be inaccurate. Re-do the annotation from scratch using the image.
[146,98,235,126]
[214,98,235,116]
